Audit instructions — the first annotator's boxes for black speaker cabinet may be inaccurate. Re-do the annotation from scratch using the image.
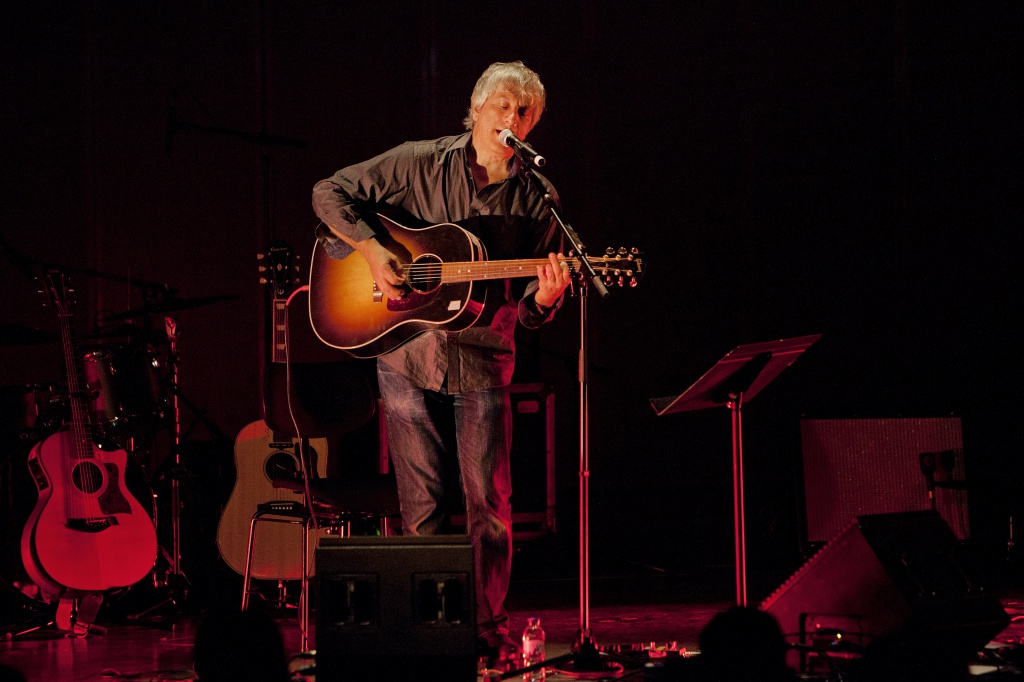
[761,511,1007,672]
[315,535,476,682]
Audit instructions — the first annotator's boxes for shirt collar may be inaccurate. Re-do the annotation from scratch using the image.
[448,131,525,180]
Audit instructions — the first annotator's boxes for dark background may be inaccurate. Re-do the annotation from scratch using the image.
[2,2,1021,601]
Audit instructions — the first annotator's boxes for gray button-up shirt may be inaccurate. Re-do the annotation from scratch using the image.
[312,132,563,393]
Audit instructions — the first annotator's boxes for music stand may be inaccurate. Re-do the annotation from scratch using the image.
[651,334,820,607]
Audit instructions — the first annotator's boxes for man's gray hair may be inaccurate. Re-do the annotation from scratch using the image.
[463,61,546,131]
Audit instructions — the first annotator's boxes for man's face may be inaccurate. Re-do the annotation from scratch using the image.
[472,88,540,158]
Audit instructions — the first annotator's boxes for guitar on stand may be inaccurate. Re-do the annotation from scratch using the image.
[20,269,158,635]
[216,242,328,592]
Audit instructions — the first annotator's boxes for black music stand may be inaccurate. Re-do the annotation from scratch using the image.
[650,334,821,607]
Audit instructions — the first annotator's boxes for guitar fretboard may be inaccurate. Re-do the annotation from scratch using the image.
[56,310,94,463]
[272,300,288,363]
[401,256,639,285]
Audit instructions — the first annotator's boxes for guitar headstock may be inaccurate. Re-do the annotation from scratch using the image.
[38,268,75,315]
[258,240,300,299]
[586,248,644,288]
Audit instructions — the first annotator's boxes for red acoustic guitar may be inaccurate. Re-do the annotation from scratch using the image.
[20,270,158,600]
[307,213,644,358]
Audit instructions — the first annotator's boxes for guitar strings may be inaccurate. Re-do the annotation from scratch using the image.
[398,259,589,283]
[396,256,640,285]
[59,308,98,520]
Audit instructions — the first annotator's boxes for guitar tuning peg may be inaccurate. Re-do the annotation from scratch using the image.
[258,266,267,273]
[257,253,265,260]
[617,247,628,256]
[259,277,268,285]
[605,246,615,256]
[617,275,625,287]
[629,277,638,288]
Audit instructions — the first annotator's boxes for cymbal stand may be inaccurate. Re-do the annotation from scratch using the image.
[165,316,184,581]
[126,316,189,622]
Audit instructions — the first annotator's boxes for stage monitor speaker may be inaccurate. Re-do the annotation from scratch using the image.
[801,417,969,542]
[762,511,1008,673]
[315,535,476,682]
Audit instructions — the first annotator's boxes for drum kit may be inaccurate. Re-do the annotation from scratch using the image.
[1,293,234,457]
[0,291,235,620]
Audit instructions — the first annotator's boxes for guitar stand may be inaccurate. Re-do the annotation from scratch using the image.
[55,592,106,637]
[2,592,106,640]
[0,599,58,641]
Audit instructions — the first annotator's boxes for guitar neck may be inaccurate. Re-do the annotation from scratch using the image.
[406,257,582,285]
[271,297,287,364]
[56,310,94,458]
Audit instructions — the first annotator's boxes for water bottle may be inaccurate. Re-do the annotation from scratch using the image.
[522,617,546,681]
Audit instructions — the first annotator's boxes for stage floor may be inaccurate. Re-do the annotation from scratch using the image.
[3,571,1024,682]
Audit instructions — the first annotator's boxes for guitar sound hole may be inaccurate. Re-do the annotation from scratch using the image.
[408,254,442,294]
[265,451,298,483]
[72,461,105,494]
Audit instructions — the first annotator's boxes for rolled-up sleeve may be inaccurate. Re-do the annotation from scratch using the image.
[312,142,419,247]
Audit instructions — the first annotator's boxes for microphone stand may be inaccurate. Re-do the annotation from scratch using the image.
[519,165,621,675]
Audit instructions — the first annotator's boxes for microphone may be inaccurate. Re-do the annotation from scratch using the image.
[499,129,546,167]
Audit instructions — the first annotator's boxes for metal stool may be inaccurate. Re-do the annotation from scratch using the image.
[240,500,311,613]
[240,494,400,648]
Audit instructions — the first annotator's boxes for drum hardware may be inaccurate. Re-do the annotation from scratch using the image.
[82,344,168,434]
[0,383,69,438]
[122,314,235,623]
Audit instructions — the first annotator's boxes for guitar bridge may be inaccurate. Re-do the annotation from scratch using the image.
[372,282,383,303]
[67,517,117,532]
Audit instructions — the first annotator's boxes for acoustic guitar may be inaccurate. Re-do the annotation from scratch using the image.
[20,270,158,600]
[308,213,644,358]
[215,242,329,581]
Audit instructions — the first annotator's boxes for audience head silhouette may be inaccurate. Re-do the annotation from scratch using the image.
[697,606,795,682]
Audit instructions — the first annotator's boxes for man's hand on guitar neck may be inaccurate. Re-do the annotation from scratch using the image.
[534,252,571,309]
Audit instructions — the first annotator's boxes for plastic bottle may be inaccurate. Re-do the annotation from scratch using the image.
[522,617,546,681]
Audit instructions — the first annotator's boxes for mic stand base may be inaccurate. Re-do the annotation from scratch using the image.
[551,630,625,677]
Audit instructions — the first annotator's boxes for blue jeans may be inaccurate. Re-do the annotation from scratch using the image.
[377,364,513,637]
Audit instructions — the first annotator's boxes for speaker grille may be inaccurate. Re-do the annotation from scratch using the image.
[801,418,968,541]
